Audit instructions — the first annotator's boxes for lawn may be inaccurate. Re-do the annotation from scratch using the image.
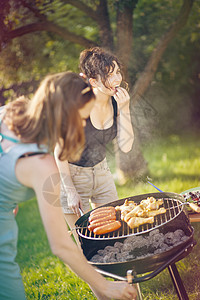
[16,133,200,299]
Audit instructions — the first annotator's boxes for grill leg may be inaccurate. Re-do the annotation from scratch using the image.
[136,283,143,300]
[168,263,189,300]
[127,270,143,300]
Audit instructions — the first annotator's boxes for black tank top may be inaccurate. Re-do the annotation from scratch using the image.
[72,97,118,167]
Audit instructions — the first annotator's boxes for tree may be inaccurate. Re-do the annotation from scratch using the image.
[0,0,195,182]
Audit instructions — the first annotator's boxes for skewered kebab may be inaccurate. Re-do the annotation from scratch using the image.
[147,181,200,213]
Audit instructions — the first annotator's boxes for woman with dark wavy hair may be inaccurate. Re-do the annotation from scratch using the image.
[0,71,136,300]
[55,47,134,244]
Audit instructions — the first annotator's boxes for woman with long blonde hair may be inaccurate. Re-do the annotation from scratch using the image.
[0,71,136,300]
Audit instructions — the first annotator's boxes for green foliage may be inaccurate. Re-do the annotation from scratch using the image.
[131,0,198,77]
[127,0,200,135]
[0,34,50,85]
[43,0,98,39]
[0,0,99,86]
[16,133,200,299]
[155,0,200,88]
[113,133,200,198]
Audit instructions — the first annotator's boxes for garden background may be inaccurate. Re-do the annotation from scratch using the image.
[0,0,200,298]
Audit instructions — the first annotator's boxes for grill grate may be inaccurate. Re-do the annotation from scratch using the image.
[76,197,184,240]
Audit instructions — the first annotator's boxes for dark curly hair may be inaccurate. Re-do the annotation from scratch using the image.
[79,47,123,86]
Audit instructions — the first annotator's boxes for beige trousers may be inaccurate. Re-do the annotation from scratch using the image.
[61,158,118,214]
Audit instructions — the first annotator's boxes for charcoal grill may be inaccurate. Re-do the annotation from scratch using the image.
[75,192,196,300]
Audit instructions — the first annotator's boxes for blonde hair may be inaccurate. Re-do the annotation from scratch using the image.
[5,72,95,161]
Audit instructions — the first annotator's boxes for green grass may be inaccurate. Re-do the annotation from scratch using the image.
[16,133,200,299]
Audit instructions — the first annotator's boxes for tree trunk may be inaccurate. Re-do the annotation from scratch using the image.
[114,0,148,184]
[114,133,148,185]
[115,0,194,184]
[115,0,138,80]
[96,0,114,51]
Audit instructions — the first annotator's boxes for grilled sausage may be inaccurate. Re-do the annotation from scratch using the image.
[93,220,121,235]
[89,211,116,223]
[88,219,114,231]
[90,206,116,216]
[89,214,116,224]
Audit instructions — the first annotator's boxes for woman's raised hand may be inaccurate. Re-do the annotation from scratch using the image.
[114,87,130,113]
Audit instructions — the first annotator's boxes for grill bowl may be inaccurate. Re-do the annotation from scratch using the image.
[76,192,195,276]
[87,227,194,276]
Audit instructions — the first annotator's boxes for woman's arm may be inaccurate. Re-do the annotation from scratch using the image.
[54,144,83,216]
[16,154,137,300]
[114,87,134,153]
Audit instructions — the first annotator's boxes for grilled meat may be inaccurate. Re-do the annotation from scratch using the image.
[116,197,166,229]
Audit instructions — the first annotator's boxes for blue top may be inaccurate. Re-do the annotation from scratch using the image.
[72,97,118,167]
[0,106,47,299]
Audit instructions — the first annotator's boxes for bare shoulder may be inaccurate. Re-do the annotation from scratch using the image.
[16,153,58,187]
